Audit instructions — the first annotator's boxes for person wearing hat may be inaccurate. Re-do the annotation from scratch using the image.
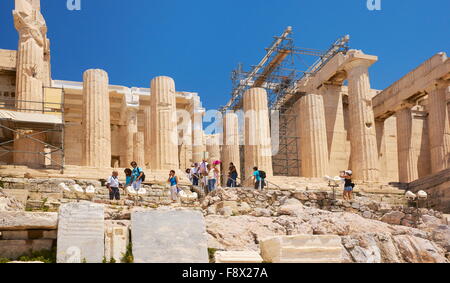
[340,170,354,201]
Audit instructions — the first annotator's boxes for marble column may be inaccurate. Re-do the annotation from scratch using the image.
[322,84,349,175]
[12,0,48,166]
[13,0,48,112]
[345,58,379,182]
[243,87,273,180]
[428,81,450,174]
[133,132,145,168]
[143,106,152,167]
[298,93,329,178]
[81,69,112,168]
[122,108,138,166]
[206,134,221,164]
[222,112,241,184]
[396,107,420,183]
[192,95,205,164]
[149,76,179,171]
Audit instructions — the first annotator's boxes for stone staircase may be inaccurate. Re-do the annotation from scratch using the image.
[260,235,343,263]
[0,165,191,185]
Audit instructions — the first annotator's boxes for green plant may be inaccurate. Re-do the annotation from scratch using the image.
[0,258,10,263]
[121,243,134,263]
[208,248,217,263]
[103,257,117,264]
[16,248,57,263]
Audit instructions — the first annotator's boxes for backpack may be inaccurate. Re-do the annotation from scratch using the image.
[259,170,267,180]
[134,167,146,182]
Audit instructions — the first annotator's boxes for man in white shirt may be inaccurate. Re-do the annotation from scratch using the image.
[106,171,122,201]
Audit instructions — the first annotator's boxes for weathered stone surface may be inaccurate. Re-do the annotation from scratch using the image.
[1,230,57,240]
[431,225,450,252]
[214,251,263,263]
[131,209,209,263]
[392,234,447,263]
[206,206,449,263]
[0,189,28,206]
[105,220,130,262]
[380,211,405,225]
[0,211,57,230]
[57,202,105,263]
[0,239,54,260]
[0,191,24,211]
[260,235,343,263]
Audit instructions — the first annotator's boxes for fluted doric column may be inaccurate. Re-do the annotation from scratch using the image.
[143,106,152,167]
[13,0,49,112]
[81,69,112,168]
[12,0,49,166]
[428,81,450,174]
[222,112,241,183]
[243,88,273,180]
[191,95,205,164]
[206,134,221,164]
[298,93,329,178]
[133,132,145,168]
[321,85,349,174]
[396,107,420,183]
[122,107,138,166]
[149,76,179,170]
[344,55,379,182]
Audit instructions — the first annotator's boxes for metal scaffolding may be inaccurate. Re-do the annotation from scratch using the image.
[0,87,65,172]
[221,27,350,176]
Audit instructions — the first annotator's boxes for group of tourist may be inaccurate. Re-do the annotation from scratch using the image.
[106,160,355,203]
[185,162,268,193]
[106,161,145,201]
[186,160,222,193]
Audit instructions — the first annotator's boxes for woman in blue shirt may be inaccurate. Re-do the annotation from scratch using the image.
[168,170,179,203]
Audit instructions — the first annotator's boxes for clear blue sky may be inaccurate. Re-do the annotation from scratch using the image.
[0,0,449,111]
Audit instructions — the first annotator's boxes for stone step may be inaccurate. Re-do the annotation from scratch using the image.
[277,235,342,248]
[280,247,343,261]
[277,258,342,263]
[260,235,344,263]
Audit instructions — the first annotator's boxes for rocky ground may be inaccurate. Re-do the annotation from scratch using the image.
[202,188,450,263]
[1,185,449,263]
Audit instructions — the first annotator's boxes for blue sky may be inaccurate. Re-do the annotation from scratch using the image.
[0,0,449,111]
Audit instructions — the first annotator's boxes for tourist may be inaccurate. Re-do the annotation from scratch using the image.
[340,170,354,201]
[186,168,192,183]
[192,163,200,186]
[200,159,209,189]
[168,170,179,203]
[131,161,145,192]
[207,164,218,193]
[106,171,122,201]
[252,166,266,190]
[227,163,238,188]
[124,168,133,187]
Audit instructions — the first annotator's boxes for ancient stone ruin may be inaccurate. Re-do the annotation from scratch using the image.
[0,0,449,264]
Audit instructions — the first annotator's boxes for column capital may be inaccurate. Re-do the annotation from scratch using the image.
[343,50,378,74]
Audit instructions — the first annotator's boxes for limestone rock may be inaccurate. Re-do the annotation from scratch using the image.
[260,235,343,263]
[431,225,450,252]
[0,191,24,211]
[392,235,448,263]
[214,251,263,263]
[57,202,105,263]
[131,209,209,263]
[0,211,57,230]
[380,211,406,225]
